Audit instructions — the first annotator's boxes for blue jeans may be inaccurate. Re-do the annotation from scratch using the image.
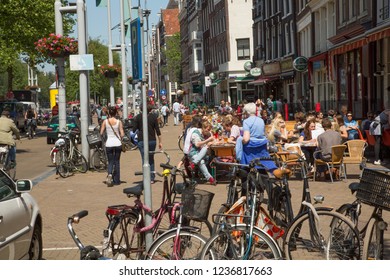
[106,146,122,184]
[190,146,213,180]
[138,140,157,181]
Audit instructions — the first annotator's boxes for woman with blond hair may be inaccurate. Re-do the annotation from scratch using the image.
[268,118,289,145]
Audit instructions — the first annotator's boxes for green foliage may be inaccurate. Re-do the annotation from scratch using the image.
[161,32,182,83]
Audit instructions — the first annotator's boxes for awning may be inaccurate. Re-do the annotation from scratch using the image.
[235,76,255,82]
[309,52,328,62]
[367,27,390,43]
[210,79,222,87]
[249,75,279,85]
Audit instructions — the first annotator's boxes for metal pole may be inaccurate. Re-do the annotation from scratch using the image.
[107,0,115,105]
[139,3,152,252]
[77,0,90,161]
[120,0,128,120]
[55,0,66,133]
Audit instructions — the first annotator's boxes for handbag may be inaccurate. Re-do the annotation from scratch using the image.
[107,119,126,152]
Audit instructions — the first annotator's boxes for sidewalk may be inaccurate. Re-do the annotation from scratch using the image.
[31,116,390,260]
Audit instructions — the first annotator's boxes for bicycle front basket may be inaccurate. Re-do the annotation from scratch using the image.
[86,131,102,148]
[356,168,390,211]
[181,189,214,221]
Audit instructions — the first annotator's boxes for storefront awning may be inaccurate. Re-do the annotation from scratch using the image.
[235,76,255,82]
[249,77,269,85]
[210,79,222,87]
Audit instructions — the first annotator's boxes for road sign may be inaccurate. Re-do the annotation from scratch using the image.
[161,95,166,100]
[148,90,154,97]
[160,89,167,95]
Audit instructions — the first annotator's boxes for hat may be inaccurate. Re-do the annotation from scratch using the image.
[1,110,10,117]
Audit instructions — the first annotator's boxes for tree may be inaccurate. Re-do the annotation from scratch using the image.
[162,32,182,83]
[64,38,121,102]
[0,0,74,92]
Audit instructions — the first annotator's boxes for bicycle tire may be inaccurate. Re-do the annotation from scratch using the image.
[336,202,359,228]
[185,218,213,239]
[72,149,88,173]
[91,149,107,171]
[178,133,184,152]
[212,205,229,235]
[200,224,282,260]
[362,217,383,260]
[283,210,360,260]
[145,229,208,260]
[103,211,144,260]
[5,162,16,180]
[56,150,73,178]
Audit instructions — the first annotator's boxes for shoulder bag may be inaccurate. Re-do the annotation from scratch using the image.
[107,119,126,152]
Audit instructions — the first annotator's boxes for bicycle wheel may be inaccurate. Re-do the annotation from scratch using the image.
[200,224,282,260]
[362,217,384,260]
[178,133,184,151]
[185,218,213,239]
[212,205,229,235]
[145,229,208,260]
[267,183,292,230]
[91,148,107,171]
[103,211,144,260]
[72,149,88,173]
[283,210,360,260]
[56,150,73,178]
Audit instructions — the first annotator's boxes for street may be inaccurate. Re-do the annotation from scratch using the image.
[17,120,390,260]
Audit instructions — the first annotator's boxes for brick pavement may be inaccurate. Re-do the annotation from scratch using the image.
[31,116,390,260]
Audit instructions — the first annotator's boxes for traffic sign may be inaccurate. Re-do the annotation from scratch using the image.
[160,89,167,95]
[161,95,166,100]
[148,90,154,97]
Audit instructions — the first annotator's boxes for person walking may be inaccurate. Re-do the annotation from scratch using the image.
[172,99,181,126]
[161,103,169,126]
[100,107,125,186]
[133,103,163,184]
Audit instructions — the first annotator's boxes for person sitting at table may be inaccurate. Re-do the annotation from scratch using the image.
[334,114,348,142]
[235,102,277,172]
[187,120,216,185]
[222,116,241,143]
[298,120,317,171]
[344,111,359,140]
[267,118,289,145]
[315,118,342,180]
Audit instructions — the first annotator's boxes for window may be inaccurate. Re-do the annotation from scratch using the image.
[196,49,202,61]
[380,0,390,20]
[237,38,250,60]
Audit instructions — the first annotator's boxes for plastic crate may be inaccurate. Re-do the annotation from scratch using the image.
[86,132,102,148]
[181,189,214,221]
[356,168,390,211]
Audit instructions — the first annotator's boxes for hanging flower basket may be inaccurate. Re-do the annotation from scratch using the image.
[100,64,121,79]
[35,33,78,58]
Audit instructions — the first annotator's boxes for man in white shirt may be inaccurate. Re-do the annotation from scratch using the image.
[161,103,169,125]
[172,99,181,126]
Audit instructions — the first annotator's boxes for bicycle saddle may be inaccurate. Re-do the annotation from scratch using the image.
[123,184,144,196]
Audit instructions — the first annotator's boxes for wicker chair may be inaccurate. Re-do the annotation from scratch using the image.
[313,145,347,183]
[343,140,368,174]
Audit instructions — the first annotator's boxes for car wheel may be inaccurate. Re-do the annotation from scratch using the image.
[29,224,43,260]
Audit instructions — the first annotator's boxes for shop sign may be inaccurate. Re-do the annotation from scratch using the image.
[244,61,253,71]
[280,57,294,72]
[262,62,281,75]
[250,67,262,77]
[293,56,309,72]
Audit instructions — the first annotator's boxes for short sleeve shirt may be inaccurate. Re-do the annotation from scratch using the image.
[243,116,265,139]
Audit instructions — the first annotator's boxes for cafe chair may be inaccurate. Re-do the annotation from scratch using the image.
[343,140,367,175]
[274,143,304,178]
[313,145,347,183]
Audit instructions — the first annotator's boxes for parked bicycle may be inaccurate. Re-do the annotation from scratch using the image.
[200,158,283,260]
[55,130,88,178]
[101,151,213,259]
[336,167,390,260]
[87,130,108,171]
[273,150,361,260]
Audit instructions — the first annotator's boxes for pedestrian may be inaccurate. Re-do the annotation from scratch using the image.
[370,108,390,165]
[100,106,124,187]
[160,103,169,126]
[172,99,181,126]
[133,103,163,184]
[51,102,59,116]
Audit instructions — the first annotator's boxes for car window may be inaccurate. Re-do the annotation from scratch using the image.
[0,173,15,201]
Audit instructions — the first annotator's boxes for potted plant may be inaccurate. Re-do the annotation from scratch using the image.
[35,33,78,58]
[100,64,121,78]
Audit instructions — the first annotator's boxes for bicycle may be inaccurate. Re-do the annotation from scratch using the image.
[55,130,88,178]
[200,158,283,260]
[101,151,213,259]
[276,151,361,260]
[25,118,35,139]
[178,130,184,152]
[0,144,16,179]
[336,167,390,260]
[87,130,108,171]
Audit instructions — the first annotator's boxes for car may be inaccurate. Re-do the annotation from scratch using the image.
[46,115,81,144]
[0,170,42,259]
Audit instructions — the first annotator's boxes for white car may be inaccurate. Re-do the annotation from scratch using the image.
[0,170,42,259]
